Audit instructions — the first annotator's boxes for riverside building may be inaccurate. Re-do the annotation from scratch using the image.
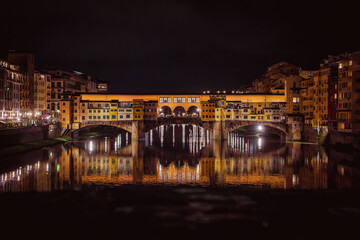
[0,60,23,125]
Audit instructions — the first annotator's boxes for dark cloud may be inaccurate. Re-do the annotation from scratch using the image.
[1,0,359,93]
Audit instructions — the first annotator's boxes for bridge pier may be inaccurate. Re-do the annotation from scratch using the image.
[213,120,227,141]
[131,139,144,183]
[287,124,302,141]
[131,121,145,141]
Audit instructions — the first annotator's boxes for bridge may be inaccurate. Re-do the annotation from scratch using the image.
[61,92,302,141]
[68,117,292,142]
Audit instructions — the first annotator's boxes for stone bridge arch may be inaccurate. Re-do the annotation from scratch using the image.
[173,106,186,117]
[79,121,133,133]
[67,121,134,139]
[159,106,172,117]
[225,120,287,139]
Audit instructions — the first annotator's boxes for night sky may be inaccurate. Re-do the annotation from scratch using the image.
[1,0,359,93]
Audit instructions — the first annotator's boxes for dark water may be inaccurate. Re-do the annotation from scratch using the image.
[1,124,360,192]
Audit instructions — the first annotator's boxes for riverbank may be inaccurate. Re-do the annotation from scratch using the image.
[1,185,360,239]
[0,137,71,158]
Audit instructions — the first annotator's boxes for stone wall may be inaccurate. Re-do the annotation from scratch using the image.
[328,130,360,150]
[0,123,62,148]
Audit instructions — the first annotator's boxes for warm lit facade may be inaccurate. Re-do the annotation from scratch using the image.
[59,93,287,130]
[0,60,23,123]
[34,71,48,114]
[300,76,314,126]
[337,53,360,132]
[251,62,300,93]
[8,51,35,113]
[201,100,215,121]
[44,68,105,116]
[312,68,330,129]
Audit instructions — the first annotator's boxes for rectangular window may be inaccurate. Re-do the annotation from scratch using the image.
[187,97,200,103]
[112,115,116,119]
[159,97,172,103]
[173,97,186,103]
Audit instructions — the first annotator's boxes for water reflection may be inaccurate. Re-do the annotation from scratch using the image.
[1,127,360,192]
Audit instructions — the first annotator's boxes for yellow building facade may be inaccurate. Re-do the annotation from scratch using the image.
[313,68,329,129]
[34,71,48,114]
[60,93,287,130]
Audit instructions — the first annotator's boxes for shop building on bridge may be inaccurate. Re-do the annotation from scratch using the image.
[60,93,290,140]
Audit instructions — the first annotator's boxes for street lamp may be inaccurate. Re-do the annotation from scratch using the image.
[258,125,263,131]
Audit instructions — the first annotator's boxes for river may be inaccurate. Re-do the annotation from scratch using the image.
[1,124,360,192]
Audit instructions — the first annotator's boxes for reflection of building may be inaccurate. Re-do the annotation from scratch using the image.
[2,137,359,192]
[157,162,199,184]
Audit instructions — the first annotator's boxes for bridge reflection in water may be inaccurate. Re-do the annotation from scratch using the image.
[1,126,359,192]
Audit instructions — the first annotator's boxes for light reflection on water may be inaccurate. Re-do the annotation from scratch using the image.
[1,124,360,192]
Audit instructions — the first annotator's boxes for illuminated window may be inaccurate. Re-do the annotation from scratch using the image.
[173,97,186,103]
[187,97,200,103]
[350,60,353,66]
[292,97,299,103]
[159,97,172,103]
[339,63,343,69]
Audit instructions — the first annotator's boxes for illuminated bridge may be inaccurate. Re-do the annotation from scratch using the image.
[60,93,302,141]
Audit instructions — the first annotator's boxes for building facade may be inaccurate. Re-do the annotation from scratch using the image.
[7,51,35,113]
[59,93,287,130]
[0,60,23,124]
[34,71,48,114]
